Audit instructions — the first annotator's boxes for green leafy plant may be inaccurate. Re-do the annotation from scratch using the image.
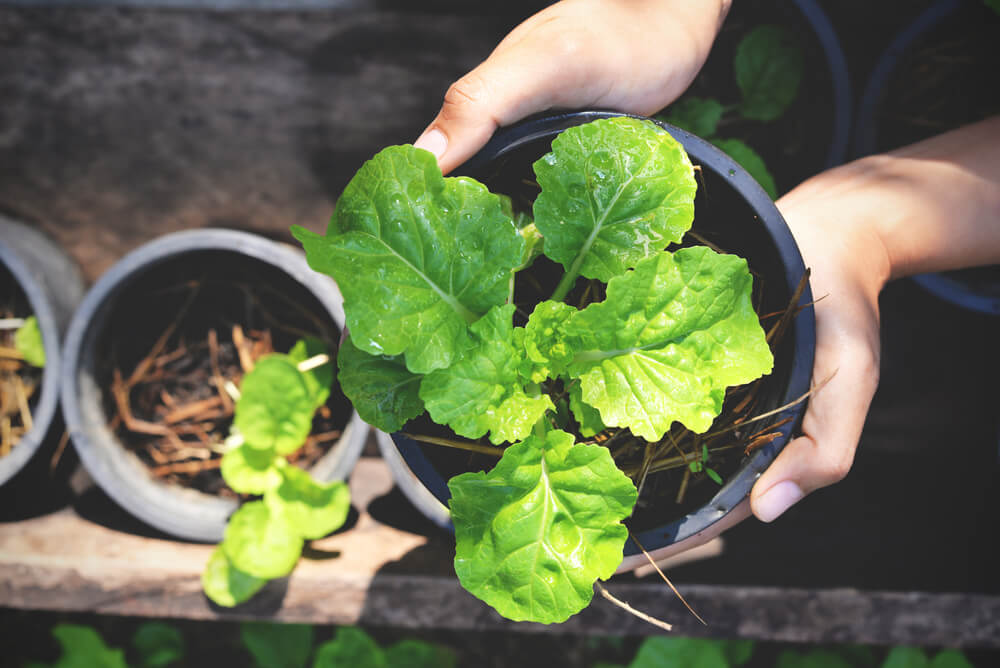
[295,116,778,625]
[239,623,455,668]
[25,624,127,668]
[14,315,45,367]
[130,622,185,668]
[201,338,350,607]
[658,24,805,198]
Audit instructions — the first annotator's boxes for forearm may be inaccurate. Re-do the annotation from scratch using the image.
[781,116,1000,286]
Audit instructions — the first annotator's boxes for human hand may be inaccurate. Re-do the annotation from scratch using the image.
[415,0,732,174]
[750,116,1000,522]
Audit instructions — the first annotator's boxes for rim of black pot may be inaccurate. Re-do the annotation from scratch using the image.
[0,223,65,487]
[793,0,853,170]
[389,111,817,553]
[853,0,1000,315]
[61,228,368,542]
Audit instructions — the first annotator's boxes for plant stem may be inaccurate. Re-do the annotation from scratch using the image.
[400,433,505,457]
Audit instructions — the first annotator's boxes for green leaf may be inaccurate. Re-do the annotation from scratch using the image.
[660,97,726,137]
[385,640,457,668]
[235,355,316,455]
[712,138,777,199]
[568,382,605,438]
[265,465,350,540]
[721,639,755,666]
[221,445,283,495]
[520,300,577,383]
[776,650,854,668]
[48,624,127,668]
[132,622,185,668]
[735,25,804,121]
[313,627,384,668]
[292,145,524,374]
[449,429,637,623]
[241,622,314,668]
[929,650,974,668]
[533,116,697,284]
[882,647,929,668]
[223,500,304,579]
[628,637,728,668]
[288,337,333,409]
[420,305,554,445]
[202,546,267,608]
[15,315,45,367]
[336,336,423,433]
[988,0,1000,16]
[705,467,724,485]
[566,247,773,439]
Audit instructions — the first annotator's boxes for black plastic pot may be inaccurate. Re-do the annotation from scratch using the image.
[0,215,85,487]
[854,0,1000,315]
[378,111,816,564]
[61,229,368,542]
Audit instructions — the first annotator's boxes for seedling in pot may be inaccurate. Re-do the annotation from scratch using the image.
[658,24,805,198]
[293,115,795,626]
[0,314,44,456]
[202,338,351,607]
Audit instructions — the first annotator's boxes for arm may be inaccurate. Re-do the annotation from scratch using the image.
[751,115,1000,522]
[414,0,733,174]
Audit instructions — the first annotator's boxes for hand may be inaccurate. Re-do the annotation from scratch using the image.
[750,116,1000,522]
[749,167,889,522]
[415,0,732,174]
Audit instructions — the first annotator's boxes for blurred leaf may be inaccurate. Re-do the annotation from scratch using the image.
[735,25,804,121]
[313,627,384,668]
[721,639,755,666]
[288,337,333,409]
[776,649,853,668]
[711,138,778,199]
[235,355,316,455]
[132,622,185,668]
[660,97,726,137]
[882,647,929,668]
[49,624,127,668]
[385,639,457,668]
[221,445,282,495]
[929,650,974,668]
[241,622,314,668]
[265,465,350,540]
[201,546,266,608]
[15,315,45,367]
[628,637,727,668]
[223,500,303,579]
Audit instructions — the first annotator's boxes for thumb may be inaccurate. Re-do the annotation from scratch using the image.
[749,338,880,522]
[414,50,573,175]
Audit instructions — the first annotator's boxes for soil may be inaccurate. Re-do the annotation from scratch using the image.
[670,0,839,195]
[95,250,352,498]
[0,264,41,458]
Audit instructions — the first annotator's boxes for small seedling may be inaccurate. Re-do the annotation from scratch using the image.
[658,24,805,198]
[689,443,724,485]
[296,116,776,624]
[202,338,350,608]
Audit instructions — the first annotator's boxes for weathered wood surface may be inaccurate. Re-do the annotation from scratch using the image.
[0,458,999,647]
[0,458,996,646]
[0,7,518,281]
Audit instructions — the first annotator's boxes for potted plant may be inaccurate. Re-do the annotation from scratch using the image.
[854,0,1000,314]
[295,112,815,624]
[0,215,84,488]
[61,229,368,542]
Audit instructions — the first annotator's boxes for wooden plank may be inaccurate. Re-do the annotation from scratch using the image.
[1,458,999,647]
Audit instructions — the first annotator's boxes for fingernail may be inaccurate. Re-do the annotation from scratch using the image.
[414,128,447,159]
[755,480,803,523]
